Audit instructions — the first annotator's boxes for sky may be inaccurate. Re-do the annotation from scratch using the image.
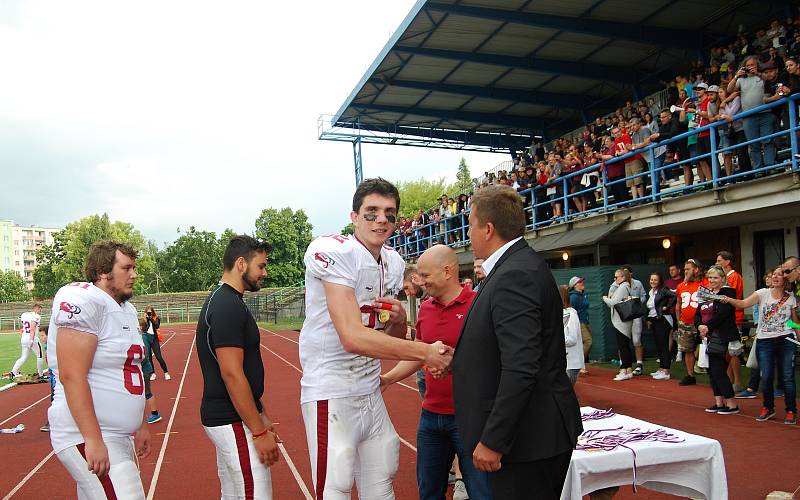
[0,0,503,246]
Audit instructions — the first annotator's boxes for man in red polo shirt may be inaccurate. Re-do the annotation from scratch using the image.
[382,245,491,500]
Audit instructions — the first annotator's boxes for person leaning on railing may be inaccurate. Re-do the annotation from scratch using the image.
[648,107,689,184]
[727,56,777,172]
[714,87,750,179]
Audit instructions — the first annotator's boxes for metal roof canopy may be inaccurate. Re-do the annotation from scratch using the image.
[323,0,788,154]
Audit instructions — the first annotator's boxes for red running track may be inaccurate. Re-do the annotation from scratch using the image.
[2,325,798,499]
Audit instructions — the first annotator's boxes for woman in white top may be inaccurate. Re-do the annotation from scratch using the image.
[722,269,799,424]
[560,285,584,385]
[603,269,634,381]
[645,272,676,380]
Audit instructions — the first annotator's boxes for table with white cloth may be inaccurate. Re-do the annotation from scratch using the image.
[561,407,728,500]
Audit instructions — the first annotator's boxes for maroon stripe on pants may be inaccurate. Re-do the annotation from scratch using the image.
[316,400,329,500]
[76,443,118,500]
[232,422,255,500]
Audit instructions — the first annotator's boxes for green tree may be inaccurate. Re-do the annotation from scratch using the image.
[340,223,355,236]
[156,227,229,292]
[395,177,449,218]
[31,214,156,297]
[451,157,473,195]
[0,270,31,302]
[254,207,313,287]
[32,231,66,298]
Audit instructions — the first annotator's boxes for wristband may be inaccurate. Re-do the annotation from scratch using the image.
[252,428,269,439]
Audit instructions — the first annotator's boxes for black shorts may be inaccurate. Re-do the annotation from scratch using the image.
[695,135,711,157]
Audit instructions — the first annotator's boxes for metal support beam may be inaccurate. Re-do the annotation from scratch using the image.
[424,2,705,50]
[370,77,582,109]
[393,45,638,84]
[351,103,546,131]
[324,118,533,151]
[353,135,363,186]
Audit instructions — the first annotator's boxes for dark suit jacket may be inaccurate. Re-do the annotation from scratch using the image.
[453,239,583,463]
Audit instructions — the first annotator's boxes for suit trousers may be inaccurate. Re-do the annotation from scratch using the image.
[488,449,572,500]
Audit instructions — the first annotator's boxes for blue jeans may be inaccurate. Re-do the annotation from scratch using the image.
[742,112,777,170]
[417,409,492,500]
[756,335,797,413]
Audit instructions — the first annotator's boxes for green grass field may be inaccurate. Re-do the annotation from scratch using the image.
[258,317,304,332]
[0,334,46,388]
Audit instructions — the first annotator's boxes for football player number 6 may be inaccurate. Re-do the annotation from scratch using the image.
[123,345,144,395]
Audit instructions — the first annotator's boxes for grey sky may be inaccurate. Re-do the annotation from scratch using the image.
[0,0,503,245]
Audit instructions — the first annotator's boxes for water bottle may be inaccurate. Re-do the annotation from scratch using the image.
[0,424,24,434]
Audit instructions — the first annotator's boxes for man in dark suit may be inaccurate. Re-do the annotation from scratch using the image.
[452,185,583,499]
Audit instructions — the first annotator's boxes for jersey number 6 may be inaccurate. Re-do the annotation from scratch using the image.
[123,344,145,395]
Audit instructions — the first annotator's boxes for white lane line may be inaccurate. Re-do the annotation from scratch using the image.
[0,394,50,427]
[0,332,179,425]
[258,343,315,496]
[2,451,55,500]
[259,338,419,454]
[260,343,303,374]
[145,337,195,500]
[278,443,314,500]
[261,328,298,344]
[0,383,18,392]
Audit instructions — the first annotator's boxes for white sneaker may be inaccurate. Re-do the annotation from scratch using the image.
[453,479,469,500]
[613,372,633,381]
[164,373,171,381]
[650,370,660,376]
[150,373,157,381]
[652,371,671,380]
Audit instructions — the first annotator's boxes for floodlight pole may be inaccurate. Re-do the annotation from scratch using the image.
[353,118,363,186]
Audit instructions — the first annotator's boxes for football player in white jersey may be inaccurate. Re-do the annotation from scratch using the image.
[300,178,453,500]
[48,240,151,499]
[10,304,43,377]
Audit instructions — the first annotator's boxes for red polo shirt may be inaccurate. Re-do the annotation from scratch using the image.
[416,285,475,415]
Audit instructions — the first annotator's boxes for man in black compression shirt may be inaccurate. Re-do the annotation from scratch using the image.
[196,235,278,499]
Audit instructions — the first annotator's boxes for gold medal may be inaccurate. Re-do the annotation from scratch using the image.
[379,310,391,323]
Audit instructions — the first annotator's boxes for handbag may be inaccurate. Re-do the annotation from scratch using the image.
[697,340,710,368]
[706,335,727,356]
[614,297,648,321]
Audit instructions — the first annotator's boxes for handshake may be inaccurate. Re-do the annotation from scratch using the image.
[424,340,454,379]
[379,340,454,392]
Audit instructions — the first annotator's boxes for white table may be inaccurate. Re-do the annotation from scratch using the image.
[561,407,728,500]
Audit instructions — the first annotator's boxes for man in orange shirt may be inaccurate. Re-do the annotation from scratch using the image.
[717,251,745,390]
[676,259,703,385]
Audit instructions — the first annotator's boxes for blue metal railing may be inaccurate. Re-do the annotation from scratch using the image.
[389,94,800,258]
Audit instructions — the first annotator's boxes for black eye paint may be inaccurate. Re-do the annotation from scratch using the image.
[363,213,397,224]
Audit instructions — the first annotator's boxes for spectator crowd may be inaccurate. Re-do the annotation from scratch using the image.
[392,15,800,257]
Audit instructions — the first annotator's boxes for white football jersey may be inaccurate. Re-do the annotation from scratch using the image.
[299,234,404,404]
[47,282,145,453]
[19,311,41,345]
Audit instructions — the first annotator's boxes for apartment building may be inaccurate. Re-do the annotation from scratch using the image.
[0,219,60,290]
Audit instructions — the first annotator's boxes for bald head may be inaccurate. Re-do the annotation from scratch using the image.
[419,244,458,269]
[416,245,462,301]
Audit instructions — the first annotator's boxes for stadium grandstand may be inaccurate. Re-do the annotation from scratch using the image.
[320,0,800,359]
